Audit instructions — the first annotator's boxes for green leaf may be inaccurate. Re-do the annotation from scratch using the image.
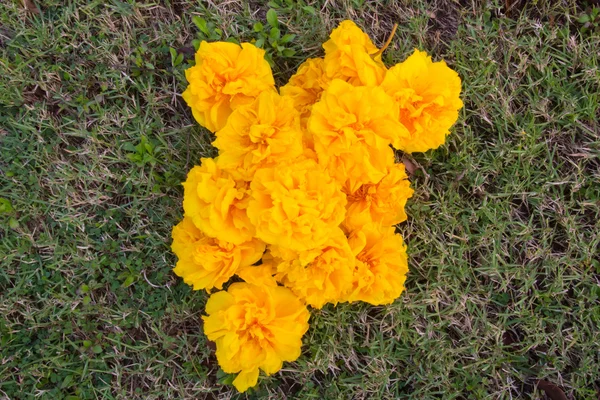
[192,16,209,35]
[255,37,265,48]
[192,39,201,51]
[303,5,316,15]
[1,333,12,347]
[282,49,296,57]
[266,8,278,27]
[269,27,280,40]
[121,275,136,288]
[9,217,19,229]
[217,369,236,385]
[122,142,137,152]
[83,340,93,348]
[92,345,103,354]
[61,375,74,389]
[170,47,183,67]
[578,14,590,24]
[280,33,295,43]
[175,53,184,66]
[264,52,274,67]
[0,198,13,214]
[144,142,154,154]
[253,22,264,32]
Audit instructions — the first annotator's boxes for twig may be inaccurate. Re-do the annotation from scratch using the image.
[372,23,398,58]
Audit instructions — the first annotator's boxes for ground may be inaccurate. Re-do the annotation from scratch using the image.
[1,0,599,399]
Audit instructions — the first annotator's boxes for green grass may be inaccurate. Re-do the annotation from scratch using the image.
[1,0,599,398]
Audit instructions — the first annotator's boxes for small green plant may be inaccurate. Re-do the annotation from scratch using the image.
[266,0,317,14]
[192,16,223,50]
[189,10,298,67]
[169,47,184,67]
[130,44,156,77]
[251,9,296,65]
[123,135,160,167]
[578,7,600,34]
[0,198,18,229]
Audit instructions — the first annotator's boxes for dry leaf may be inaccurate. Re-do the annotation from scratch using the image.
[207,340,216,351]
[536,380,567,400]
[455,169,467,182]
[401,157,417,176]
[23,0,40,14]
[177,46,196,57]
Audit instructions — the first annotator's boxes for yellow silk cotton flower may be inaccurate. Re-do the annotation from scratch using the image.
[345,224,409,305]
[309,79,407,192]
[280,57,330,129]
[247,158,347,252]
[168,20,447,392]
[171,217,265,291]
[266,228,355,309]
[322,20,386,86]
[343,162,414,231]
[182,41,275,132]
[182,158,254,245]
[213,90,303,181]
[203,283,310,392]
[381,49,463,153]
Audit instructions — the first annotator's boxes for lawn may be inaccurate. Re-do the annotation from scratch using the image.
[1,0,599,398]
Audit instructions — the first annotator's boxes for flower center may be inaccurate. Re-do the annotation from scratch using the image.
[347,183,374,203]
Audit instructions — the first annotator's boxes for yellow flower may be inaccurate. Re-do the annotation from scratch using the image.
[267,228,355,309]
[381,49,463,153]
[280,58,330,129]
[247,158,347,252]
[213,90,304,181]
[182,158,254,245]
[171,217,265,291]
[203,283,310,392]
[182,41,275,132]
[345,224,409,305]
[308,79,407,192]
[322,20,386,86]
[236,263,278,288]
[343,161,414,231]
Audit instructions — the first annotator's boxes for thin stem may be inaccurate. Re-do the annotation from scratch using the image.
[372,23,398,58]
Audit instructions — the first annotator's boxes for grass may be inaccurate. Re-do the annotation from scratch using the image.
[1,0,599,398]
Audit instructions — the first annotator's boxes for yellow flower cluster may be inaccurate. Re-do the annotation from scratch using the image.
[174,19,462,392]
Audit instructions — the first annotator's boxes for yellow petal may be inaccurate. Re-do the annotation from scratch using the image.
[205,291,235,314]
[232,368,260,393]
